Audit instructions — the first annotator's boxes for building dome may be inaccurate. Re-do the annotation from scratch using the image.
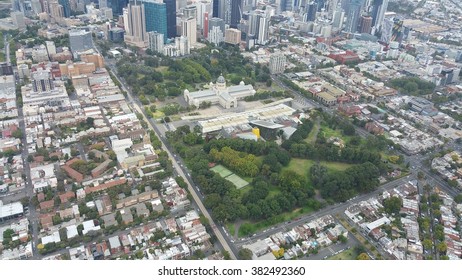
[239,81,245,86]
[216,75,226,84]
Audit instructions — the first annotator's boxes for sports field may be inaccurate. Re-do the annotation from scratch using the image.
[210,165,233,177]
[211,164,249,189]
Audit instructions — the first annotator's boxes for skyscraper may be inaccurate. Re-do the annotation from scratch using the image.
[204,12,209,38]
[144,0,167,42]
[208,17,225,45]
[109,0,128,16]
[316,0,325,11]
[58,0,70,17]
[257,14,269,45]
[182,17,197,46]
[125,0,146,47]
[306,1,317,21]
[230,0,242,28]
[371,0,388,32]
[69,29,93,55]
[183,5,197,19]
[269,54,286,74]
[212,0,218,17]
[332,8,344,29]
[344,0,363,33]
[163,0,176,39]
[359,15,372,33]
[195,0,212,31]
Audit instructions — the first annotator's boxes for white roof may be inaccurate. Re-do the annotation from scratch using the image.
[108,236,121,249]
[42,231,61,245]
[0,202,23,219]
[66,225,79,239]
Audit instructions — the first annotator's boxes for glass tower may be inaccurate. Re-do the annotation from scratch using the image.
[143,0,168,43]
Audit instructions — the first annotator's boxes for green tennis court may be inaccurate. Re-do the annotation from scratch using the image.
[225,174,249,189]
[210,165,233,177]
[211,164,249,189]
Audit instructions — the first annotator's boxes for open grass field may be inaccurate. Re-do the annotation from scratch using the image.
[304,121,320,144]
[237,206,314,237]
[284,158,354,180]
[328,247,358,260]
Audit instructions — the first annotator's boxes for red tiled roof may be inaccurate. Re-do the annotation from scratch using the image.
[39,200,54,211]
[59,191,75,203]
[85,178,127,194]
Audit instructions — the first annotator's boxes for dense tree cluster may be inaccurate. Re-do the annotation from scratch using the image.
[117,44,258,103]
[382,197,402,215]
[389,77,435,96]
[243,90,291,102]
[166,127,317,223]
[209,147,260,177]
[311,162,380,202]
[285,118,382,166]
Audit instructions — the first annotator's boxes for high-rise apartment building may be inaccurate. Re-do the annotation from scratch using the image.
[181,17,197,46]
[208,17,225,45]
[359,15,372,33]
[69,29,93,55]
[224,28,241,45]
[147,31,165,54]
[269,53,286,74]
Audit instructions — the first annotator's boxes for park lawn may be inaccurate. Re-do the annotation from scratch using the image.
[304,121,320,144]
[155,66,169,73]
[285,158,354,180]
[239,185,252,196]
[284,158,314,179]
[328,247,358,260]
[320,126,343,139]
[152,111,165,119]
[320,125,356,144]
[238,206,314,237]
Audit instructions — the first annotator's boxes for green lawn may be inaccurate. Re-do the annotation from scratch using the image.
[304,121,320,144]
[237,206,314,237]
[284,158,354,180]
[320,126,343,139]
[155,66,169,73]
[284,158,314,179]
[328,247,358,260]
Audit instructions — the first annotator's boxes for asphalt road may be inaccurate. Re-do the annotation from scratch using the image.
[17,102,39,259]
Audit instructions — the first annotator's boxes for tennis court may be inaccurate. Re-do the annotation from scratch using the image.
[211,164,249,189]
[210,165,233,177]
[225,174,249,189]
